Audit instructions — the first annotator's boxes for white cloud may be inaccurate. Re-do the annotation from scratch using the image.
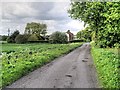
[1,2,85,36]
[66,20,85,30]
[1,0,70,2]
[2,2,38,19]
[48,2,69,15]
[0,4,2,18]
[0,3,2,35]
[12,3,38,17]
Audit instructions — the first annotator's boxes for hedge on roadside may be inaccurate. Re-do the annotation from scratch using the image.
[91,46,120,88]
[49,31,68,44]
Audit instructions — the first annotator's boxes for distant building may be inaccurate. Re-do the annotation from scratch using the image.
[66,30,74,41]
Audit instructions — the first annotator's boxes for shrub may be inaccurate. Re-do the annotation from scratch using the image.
[114,43,120,48]
[49,31,68,44]
[15,34,30,44]
[0,35,1,41]
[7,36,15,43]
[0,35,8,41]
[27,34,38,41]
[7,30,20,43]
[91,47,119,88]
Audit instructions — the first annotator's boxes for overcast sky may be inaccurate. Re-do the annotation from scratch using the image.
[0,0,85,35]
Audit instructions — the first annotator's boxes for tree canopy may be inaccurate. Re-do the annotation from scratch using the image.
[50,31,68,44]
[77,26,92,42]
[7,30,20,43]
[25,22,47,39]
[68,2,120,48]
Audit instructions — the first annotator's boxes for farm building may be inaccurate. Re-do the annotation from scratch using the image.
[66,30,74,41]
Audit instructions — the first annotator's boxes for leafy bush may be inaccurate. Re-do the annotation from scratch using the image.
[76,26,92,42]
[91,46,119,88]
[27,34,38,41]
[49,31,68,44]
[0,35,8,41]
[0,35,1,41]
[7,30,20,43]
[15,34,30,44]
[114,43,120,48]
[6,37,13,43]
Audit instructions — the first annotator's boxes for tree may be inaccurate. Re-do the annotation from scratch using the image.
[28,34,39,41]
[77,26,92,42]
[49,31,68,44]
[68,2,120,48]
[15,34,30,44]
[0,35,8,41]
[24,22,47,39]
[7,30,20,43]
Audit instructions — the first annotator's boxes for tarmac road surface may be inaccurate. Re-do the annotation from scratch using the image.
[7,43,99,88]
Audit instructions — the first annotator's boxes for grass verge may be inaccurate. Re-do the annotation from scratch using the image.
[91,44,120,88]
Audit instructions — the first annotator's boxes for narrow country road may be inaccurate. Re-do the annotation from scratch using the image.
[7,43,99,88]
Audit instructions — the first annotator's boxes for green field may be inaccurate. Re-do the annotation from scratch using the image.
[91,46,120,88]
[0,43,83,88]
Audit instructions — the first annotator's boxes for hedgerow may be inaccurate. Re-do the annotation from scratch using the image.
[91,46,120,88]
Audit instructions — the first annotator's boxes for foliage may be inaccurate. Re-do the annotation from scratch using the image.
[50,31,68,44]
[27,34,39,41]
[7,30,20,43]
[15,34,30,44]
[24,22,47,39]
[76,26,92,42]
[68,2,120,48]
[1,43,83,88]
[0,35,8,41]
[0,35,1,41]
[91,45,120,88]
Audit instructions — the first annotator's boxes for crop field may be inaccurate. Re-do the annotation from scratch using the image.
[91,47,120,88]
[0,43,83,88]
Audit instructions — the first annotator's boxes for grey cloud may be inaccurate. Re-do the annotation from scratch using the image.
[1,1,85,35]
[30,2,54,12]
[2,2,70,21]
[33,2,71,20]
[2,3,37,20]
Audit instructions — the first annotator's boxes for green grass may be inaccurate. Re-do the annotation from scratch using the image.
[1,43,83,88]
[1,43,50,52]
[104,48,119,55]
[91,46,120,88]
